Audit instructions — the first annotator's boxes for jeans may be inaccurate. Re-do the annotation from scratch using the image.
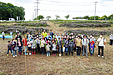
[82,45,88,56]
[12,50,17,56]
[7,49,12,54]
[18,46,22,53]
[47,51,50,56]
[41,47,45,54]
[98,46,104,56]
[65,47,68,55]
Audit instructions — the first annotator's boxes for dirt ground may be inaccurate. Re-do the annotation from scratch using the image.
[0,21,113,75]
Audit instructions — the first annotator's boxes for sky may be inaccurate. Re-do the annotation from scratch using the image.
[0,0,113,21]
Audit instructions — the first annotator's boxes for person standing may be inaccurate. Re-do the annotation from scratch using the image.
[15,32,22,42]
[17,38,22,55]
[64,38,69,55]
[75,36,82,56]
[2,31,5,40]
[82,35,89,57]
[22,36,28,55]
[40,37,46,55]
[50,30,54,38]
[97,34,106,58]
[11,39,17,57]
[110,33,113,45]
[42,30,47,38]
[68,36,74,56]
[89,35,96,56]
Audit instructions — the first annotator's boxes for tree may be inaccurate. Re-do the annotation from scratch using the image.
[0,1,25,20]
[83,15,89,20]
[46,16,51,20]
[65,15,70,20]
[108,14,113,20]
[55,15,60,19]
[34,15,44,20]
[101,15,107,20]
[89,16,99,20]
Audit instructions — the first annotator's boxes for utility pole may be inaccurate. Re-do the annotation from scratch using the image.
[35,0,39,20]
[94,2,97,20]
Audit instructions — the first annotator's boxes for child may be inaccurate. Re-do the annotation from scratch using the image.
[46,43,51,57]
[27,39,32,55]
[40,37,46,55]
[31,38,37,55]
[22,36,28,55]
[52,42,57,56]
[17,38,22,55]
[11,39,17,57]
[7,41,12,56]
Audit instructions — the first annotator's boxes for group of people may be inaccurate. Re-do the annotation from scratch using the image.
[5,29,113,58]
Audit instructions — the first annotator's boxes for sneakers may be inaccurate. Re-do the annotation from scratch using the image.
[98,55,100,57]
[74,52,76,54]
[7,54,9,56]
[29,53,31,55]
[13,55,15,57]
[15,55,17,57]
[59,54,61,56]
[102,56,104,58]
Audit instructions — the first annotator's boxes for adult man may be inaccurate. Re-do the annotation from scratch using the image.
[82,35,89,57]
[2,31,5,40]
[110,33,113,45]
[15,32,22,42]
[50,30,54,38]
[97,34,106,58]
[42,30,47,38]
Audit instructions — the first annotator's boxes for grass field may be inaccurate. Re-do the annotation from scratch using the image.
[0,20,113,75]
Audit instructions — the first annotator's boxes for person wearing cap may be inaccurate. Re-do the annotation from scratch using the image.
[109,33,113,45]
[75,36,82,56]
[82,35,89,57]
[42,30,47,38]
[97,34,106,58]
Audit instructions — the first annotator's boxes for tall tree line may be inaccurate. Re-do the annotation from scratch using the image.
[0,1,25,20]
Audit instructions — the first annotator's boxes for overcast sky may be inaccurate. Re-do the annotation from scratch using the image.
[1,0,113,20]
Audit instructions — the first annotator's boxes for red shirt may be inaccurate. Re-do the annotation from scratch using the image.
[22,39,27,46]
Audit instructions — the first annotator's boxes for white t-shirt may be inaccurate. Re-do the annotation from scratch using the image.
[97,37,106,46]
